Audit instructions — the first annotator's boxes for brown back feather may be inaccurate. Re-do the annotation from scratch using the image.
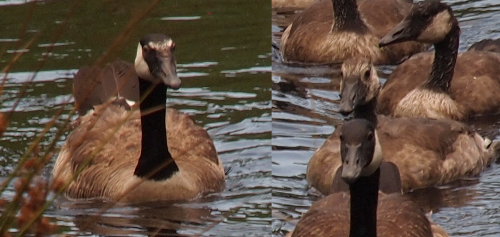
[291,192,435,237]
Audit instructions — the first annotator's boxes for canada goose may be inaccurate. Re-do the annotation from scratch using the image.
[53,34,225,203]
[280,0,429,65]
[468,38,500,53]
[292,119,448,237]
[306,57,499,195]
[377,0,500,120]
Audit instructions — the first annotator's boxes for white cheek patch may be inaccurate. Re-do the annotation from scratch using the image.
[134,43,154,81]
[360,131,382,177]
[419,10,453,43]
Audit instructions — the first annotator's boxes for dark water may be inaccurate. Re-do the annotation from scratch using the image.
[0,0,271,236]
[272,0,500,236]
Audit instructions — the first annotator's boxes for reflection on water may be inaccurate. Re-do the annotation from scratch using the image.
[272,1,500,236]
[0,0,270,236]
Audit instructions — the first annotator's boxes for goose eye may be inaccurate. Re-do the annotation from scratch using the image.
[367,132,374,141]
[143,45,151,53]
[363,69,371,81]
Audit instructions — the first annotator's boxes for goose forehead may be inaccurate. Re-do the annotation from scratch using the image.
[342,59,371,76]
[147,39,174,50]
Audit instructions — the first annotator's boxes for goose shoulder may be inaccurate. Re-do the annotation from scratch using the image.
[306,128,342,193]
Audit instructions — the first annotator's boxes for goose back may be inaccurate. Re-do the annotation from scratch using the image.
[281,0,428,64]
[54,104,224,202]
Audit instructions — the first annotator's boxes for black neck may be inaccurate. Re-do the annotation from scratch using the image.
[349,168,380,237]
[353,98,378,127]
[332,0,367,33]
[133,78,179,180]
[424,22,460,93]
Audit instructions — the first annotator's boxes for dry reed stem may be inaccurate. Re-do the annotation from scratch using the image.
[0,113,7,137]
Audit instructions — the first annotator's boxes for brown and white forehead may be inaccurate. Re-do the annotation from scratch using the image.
[341,57,372,77]
[140,34,175,50]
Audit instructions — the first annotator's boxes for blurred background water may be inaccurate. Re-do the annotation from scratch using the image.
[0,0,271,236]
[272,0,500,236]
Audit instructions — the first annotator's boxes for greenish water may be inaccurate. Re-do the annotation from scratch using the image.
[0,0,271,236]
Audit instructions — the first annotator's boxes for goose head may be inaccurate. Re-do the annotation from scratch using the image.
[339,119,382,184]
[339,57,379,115]
[379,0,457,47]
[135,34,181,89]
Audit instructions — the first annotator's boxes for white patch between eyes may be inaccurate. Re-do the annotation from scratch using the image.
[148,39,173,51]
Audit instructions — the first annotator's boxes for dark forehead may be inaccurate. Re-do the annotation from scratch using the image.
[413,0,449,15]
[340,119,374,141]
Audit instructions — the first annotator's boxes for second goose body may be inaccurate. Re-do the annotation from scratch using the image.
[280,0,429,64]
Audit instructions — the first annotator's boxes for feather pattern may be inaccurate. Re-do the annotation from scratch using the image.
[280,0,429,64]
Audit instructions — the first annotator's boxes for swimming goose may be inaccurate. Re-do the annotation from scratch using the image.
[53,34,225,203]
[306,57,499,195]
[293,119,448,237]
[377,0,500,120]
[280,0,429,65]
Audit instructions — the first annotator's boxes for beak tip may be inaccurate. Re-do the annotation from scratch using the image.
[166,77,182,90]
[339,104,354,116]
